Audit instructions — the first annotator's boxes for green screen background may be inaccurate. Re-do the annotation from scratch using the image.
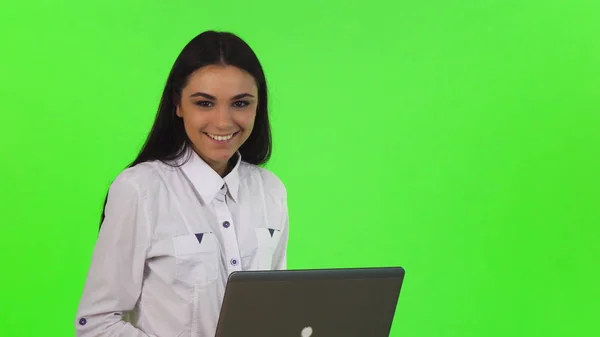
[0,1,598,336]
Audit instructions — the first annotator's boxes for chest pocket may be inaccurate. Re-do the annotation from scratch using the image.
[172,232,220,287]
[255,227,282,270]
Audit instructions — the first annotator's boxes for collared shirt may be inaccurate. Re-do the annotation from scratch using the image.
[75,148,289,337]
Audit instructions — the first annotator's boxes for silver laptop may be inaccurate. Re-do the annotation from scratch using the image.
[215,267,405,337]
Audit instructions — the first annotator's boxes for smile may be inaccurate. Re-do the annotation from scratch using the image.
[205,132,238,143]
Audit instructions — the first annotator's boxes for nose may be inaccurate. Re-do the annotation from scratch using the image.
[213,105,235,130]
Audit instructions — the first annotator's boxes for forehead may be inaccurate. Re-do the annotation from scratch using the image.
[184,65,257,96]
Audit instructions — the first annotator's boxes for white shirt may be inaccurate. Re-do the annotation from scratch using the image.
[75,148,289,337]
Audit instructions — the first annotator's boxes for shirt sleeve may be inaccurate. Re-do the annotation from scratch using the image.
[272,198,289,270]
[75,173,155,337]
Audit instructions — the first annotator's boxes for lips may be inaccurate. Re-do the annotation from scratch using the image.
[204,131,239,143]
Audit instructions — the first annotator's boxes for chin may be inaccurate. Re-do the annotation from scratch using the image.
[207,149,238,163]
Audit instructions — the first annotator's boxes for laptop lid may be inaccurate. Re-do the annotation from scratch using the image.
[215,267,405,337]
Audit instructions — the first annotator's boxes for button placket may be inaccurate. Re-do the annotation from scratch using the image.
[214,187,242,274]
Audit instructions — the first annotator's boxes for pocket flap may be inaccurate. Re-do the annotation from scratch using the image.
[255,227,282,249]
[172,232,216,256]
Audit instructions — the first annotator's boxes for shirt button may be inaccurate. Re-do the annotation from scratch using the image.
[230,258,238,266]
[222,221,230,228]
[79,318,87,326]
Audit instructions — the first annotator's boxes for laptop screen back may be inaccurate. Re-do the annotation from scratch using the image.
[216,267,405,337]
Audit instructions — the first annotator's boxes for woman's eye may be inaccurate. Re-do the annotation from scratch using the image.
[195,101,213,107]
[233,100,250,108]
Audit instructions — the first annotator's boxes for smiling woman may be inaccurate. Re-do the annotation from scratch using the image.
[177,65,259,175]
[74,31,288,337]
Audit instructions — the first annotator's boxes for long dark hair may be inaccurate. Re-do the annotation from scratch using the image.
[99,30,272,229]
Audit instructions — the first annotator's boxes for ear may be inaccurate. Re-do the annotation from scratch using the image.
[175,104,182,118]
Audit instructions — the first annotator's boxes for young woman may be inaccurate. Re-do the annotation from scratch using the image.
[75,30,289,337]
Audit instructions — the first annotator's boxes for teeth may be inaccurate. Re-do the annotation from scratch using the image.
[207,133,234,141]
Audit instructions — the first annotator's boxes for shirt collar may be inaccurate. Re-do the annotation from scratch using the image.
[178,146,241,203]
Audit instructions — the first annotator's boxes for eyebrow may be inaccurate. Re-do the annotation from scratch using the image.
[190,92,255,100]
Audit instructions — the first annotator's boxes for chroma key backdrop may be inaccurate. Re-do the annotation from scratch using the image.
[0,1,598,336]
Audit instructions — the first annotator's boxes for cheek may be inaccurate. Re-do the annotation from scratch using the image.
[181,115,205,139]
[239,111,257,131]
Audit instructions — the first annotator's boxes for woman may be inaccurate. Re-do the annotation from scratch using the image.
[75,30,289,337]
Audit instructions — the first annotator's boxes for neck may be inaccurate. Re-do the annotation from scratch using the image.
[190,146,237,177]
[214,162,230,177]
[211,153,237,177]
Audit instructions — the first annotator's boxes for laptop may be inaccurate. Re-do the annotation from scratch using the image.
[215,267,405,337]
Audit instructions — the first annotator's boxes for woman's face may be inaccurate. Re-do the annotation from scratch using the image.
[176,65,258,176]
